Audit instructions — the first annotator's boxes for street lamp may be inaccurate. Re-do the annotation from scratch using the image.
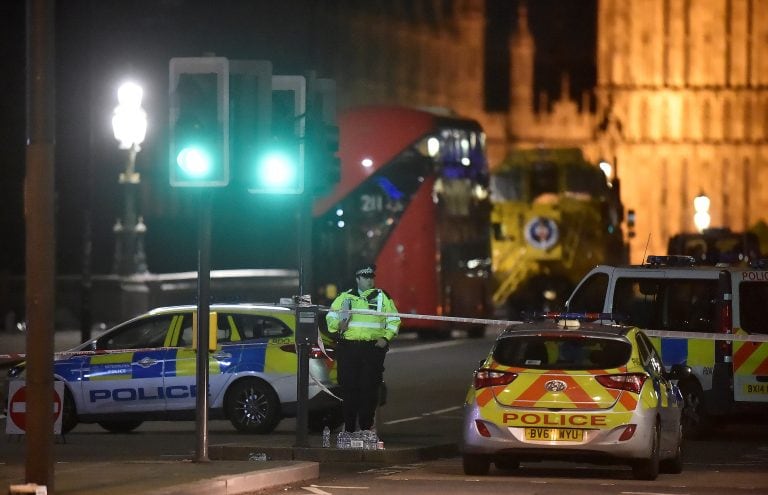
[112,81,148,275]
[693,192,711,233]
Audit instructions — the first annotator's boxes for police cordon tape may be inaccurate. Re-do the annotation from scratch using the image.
[323,307,768,343]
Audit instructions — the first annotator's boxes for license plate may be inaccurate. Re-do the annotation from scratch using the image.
[744,383,768,395]
[525,428,583,442]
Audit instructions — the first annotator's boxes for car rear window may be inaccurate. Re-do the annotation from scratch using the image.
[492,336,632,370]
[739,281,768,334]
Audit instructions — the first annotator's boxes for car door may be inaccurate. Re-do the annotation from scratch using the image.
[163,311,243,412]
[79,314,175,415]
[637,332,680,446]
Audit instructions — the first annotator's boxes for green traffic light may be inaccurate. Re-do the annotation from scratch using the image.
[258,151,297,188]
[176,146,212,177]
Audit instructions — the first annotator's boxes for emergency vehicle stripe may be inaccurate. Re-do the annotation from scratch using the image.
[558,375,602,409]
[476,388,494,407]
[618,390,638,411]
[660,338,687,365]
[687,339,715,367]
[733,342,768,375]
[88,353,132,381]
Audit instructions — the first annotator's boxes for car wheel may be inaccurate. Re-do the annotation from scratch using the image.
[225,378,281,434]
[463,454,490,476]
[632,420,660,480]
[679,380,712,440]
[660,422,684,474]
[308,405,343,433]
[60,386,78,434]
[494,458,520,471]
[97,420,143,433]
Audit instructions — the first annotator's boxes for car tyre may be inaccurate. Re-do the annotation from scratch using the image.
[97,420,144,433]
[494,458,520,471]
[61,385,78,434]
[225,378,281,434]
[632,420,660,480]
[462,454,491,475]
[679,380,712,440]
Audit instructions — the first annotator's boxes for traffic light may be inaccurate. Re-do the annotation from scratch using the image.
[305,76,340,195]
[247,75,305,194]
[169,57,229,187]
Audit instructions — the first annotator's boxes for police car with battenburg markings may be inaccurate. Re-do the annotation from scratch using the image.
[462,313,684,480]
[7,303,342,434]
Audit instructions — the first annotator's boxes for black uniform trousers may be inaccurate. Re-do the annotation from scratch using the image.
[336,340,387,431]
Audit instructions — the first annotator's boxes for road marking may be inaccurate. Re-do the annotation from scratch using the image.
[383,405,461,425]
[423,405,461,415]
[621,492,690,495]
[383,416,421,425]
[306,484,369,490]
[388,340,466,355]
[302,487,332,494]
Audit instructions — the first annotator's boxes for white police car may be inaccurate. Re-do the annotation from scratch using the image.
[462,314,684,480]
[7,303,341,434]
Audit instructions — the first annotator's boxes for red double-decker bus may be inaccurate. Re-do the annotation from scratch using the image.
[313,106,492,338]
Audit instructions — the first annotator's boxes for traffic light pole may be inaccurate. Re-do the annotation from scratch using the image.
[294,190,314,448]
[195,189,213,463]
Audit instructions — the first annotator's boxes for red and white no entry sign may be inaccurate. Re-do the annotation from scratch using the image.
[5,382,64,435]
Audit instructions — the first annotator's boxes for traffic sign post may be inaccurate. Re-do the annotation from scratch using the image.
[5,382,64,435]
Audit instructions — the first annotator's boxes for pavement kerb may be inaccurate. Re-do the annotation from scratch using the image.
[141,461,320,495]
[209,442,459,463]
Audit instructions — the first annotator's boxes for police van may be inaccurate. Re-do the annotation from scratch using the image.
[565,256,768,438]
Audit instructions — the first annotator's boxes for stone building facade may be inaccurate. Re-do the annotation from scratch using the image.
[315,0,768,262]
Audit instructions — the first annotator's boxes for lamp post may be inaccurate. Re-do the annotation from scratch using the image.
[693,192,711,233]
[112,81,148,275]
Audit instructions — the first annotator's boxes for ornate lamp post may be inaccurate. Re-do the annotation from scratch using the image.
[111,81,148,275]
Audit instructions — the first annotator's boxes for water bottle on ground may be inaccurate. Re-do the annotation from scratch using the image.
[322,426,331,448]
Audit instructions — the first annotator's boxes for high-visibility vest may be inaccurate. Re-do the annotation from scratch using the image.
[326,288,400,341]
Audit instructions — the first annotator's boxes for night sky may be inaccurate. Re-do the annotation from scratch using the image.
[0,0,595,276]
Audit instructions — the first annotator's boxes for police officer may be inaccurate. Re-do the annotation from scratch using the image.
[326,263,400,432]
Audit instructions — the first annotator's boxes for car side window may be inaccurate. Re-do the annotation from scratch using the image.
[663,279,718,332]
[567,273,609,313]
[612,278,663,328]
[98,315,174,350]
[739,281,768,334]
[230,314,292,340]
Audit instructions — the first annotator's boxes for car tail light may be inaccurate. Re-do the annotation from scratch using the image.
[716,270,733,363]
[473,369,518,389]
[595,373,647,394]
[618,424,637,441]
[280,344,335,360]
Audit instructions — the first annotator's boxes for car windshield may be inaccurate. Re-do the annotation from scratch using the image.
[492,335,632,370]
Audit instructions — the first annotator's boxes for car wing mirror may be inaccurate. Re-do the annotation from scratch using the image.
[665,364,693,381]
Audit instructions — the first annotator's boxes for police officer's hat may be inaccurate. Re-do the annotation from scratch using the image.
[355,264,376,277]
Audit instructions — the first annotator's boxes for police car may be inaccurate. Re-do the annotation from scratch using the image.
[7,303,341,434]
[462,314,684,480]
[566,256,768,439]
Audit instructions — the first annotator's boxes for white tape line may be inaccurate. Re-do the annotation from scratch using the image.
[322,307,768,343]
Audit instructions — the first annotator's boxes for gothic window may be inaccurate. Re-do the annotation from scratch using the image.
[702,100,712,141]
[640,98,650,140]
